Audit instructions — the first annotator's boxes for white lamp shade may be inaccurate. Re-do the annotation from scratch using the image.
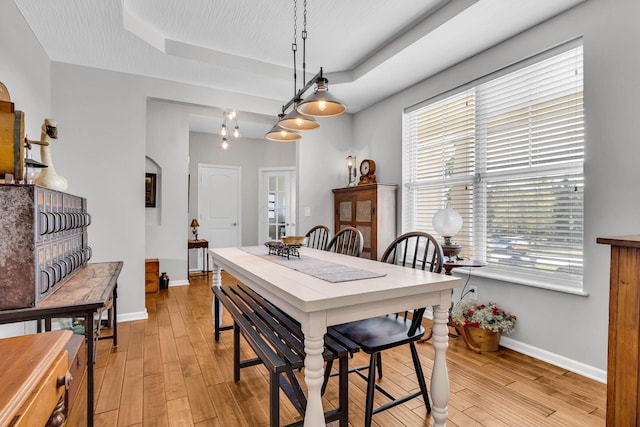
[432,208,462,237]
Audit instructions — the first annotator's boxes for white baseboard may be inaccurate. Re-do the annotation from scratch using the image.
[117,309,148,323]
[423,308,606,384]
[499,336,606,383]
[169,279,189,287]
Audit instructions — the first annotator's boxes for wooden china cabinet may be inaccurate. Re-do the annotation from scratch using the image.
[332,184,397,260]
[597,235,640,426]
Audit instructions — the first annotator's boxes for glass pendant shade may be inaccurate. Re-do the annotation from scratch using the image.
[296,80,346,117]
[219,137,230,150]
[279,108,320,131]
[265,123,302,142]
[432,208,463,238]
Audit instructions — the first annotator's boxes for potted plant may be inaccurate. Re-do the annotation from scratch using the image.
[451,301,517,352]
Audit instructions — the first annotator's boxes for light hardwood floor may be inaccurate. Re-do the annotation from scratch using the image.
[67,272,606,426]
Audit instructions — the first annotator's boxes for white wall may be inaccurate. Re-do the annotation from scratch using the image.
[145,100,190,285]
[0,1,50,142]
[297,114,354,235]
[353,0,640,379]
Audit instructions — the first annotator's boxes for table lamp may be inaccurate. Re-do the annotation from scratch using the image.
[346,155,356,187]
[190,218,200,240]
[432,208,462,260]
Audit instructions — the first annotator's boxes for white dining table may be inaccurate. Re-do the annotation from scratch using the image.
[209,246,461,427]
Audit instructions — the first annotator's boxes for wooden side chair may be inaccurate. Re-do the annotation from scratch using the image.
[325,226,364,257]
[305,225,332,250]
[328,231,444,426]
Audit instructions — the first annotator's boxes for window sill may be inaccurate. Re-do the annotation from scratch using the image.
[451,267,589,297]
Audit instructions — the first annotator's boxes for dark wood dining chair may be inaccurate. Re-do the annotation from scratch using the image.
[325,226,364,257]
[305,225,332,250]
[328,231,444,426]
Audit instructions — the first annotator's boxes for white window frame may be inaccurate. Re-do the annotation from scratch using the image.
[402,40,585,294]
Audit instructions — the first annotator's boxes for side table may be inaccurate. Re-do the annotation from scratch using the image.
[188,239,209,276]
[443,259,487,276]
[420,259,487,349]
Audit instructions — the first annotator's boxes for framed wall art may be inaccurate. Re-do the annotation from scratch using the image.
[145,173,157,207]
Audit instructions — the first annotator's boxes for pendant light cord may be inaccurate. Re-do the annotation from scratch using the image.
[302,0,307,88]
[291,0,298,102]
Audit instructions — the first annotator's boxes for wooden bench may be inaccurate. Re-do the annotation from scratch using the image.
[213,282,356,427]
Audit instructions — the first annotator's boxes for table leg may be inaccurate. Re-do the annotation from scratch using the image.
[112,285,118,347]
[212,265,223,328]
[430,305,450,427]
[84,311,95,427]
[303,334,327,427]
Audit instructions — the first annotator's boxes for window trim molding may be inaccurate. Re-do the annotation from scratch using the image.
[451,267,589,297]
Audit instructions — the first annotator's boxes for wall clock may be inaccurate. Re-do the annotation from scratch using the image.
[358,159,377,185]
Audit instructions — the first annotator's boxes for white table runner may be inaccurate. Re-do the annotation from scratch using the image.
[242,246,386,283]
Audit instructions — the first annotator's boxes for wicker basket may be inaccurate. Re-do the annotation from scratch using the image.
[464,326,501,352]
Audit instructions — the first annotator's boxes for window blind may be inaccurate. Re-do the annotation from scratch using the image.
[403,43,584,288]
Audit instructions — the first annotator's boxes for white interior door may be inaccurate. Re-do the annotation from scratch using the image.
[259,168,296,242]
[199,165,241,251]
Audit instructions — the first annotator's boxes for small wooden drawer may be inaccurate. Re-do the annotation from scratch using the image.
[145,258,159,293]
[0,330,72,427]
[65,334,86,413]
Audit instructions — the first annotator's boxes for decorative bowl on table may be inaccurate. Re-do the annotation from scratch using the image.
[265,236,307,259]
[281,236,308,245]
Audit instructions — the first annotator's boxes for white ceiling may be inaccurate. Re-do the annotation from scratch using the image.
[13,0,585,139]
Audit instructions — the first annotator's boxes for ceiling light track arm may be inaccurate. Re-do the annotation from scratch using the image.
[281,68,324,112]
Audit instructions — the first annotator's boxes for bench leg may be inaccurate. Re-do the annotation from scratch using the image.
[270,371,280,427]
[214,295,221,342]
[233,322,241,382]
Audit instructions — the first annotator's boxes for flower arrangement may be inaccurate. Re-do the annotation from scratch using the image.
[451,301,517,334]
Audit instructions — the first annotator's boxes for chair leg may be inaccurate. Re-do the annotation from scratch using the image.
[376,352,383,379]
[364,353,378,427]
[338,356,349,427]
[410,342,431,412]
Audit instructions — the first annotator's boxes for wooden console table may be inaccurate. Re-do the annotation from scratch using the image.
[0,261,122,427]
[188,239,209,276]
[597,235,640,426]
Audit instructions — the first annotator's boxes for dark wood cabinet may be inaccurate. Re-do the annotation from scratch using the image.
[597,235,640,426]
[333,184,397,260]
[0,184,91,309]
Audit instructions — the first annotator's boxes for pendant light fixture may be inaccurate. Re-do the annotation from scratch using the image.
[279,103,320,130]
[218,110,240,150]
[296,70,347,117]
[265,0,345,141]
[265,114,302,141]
